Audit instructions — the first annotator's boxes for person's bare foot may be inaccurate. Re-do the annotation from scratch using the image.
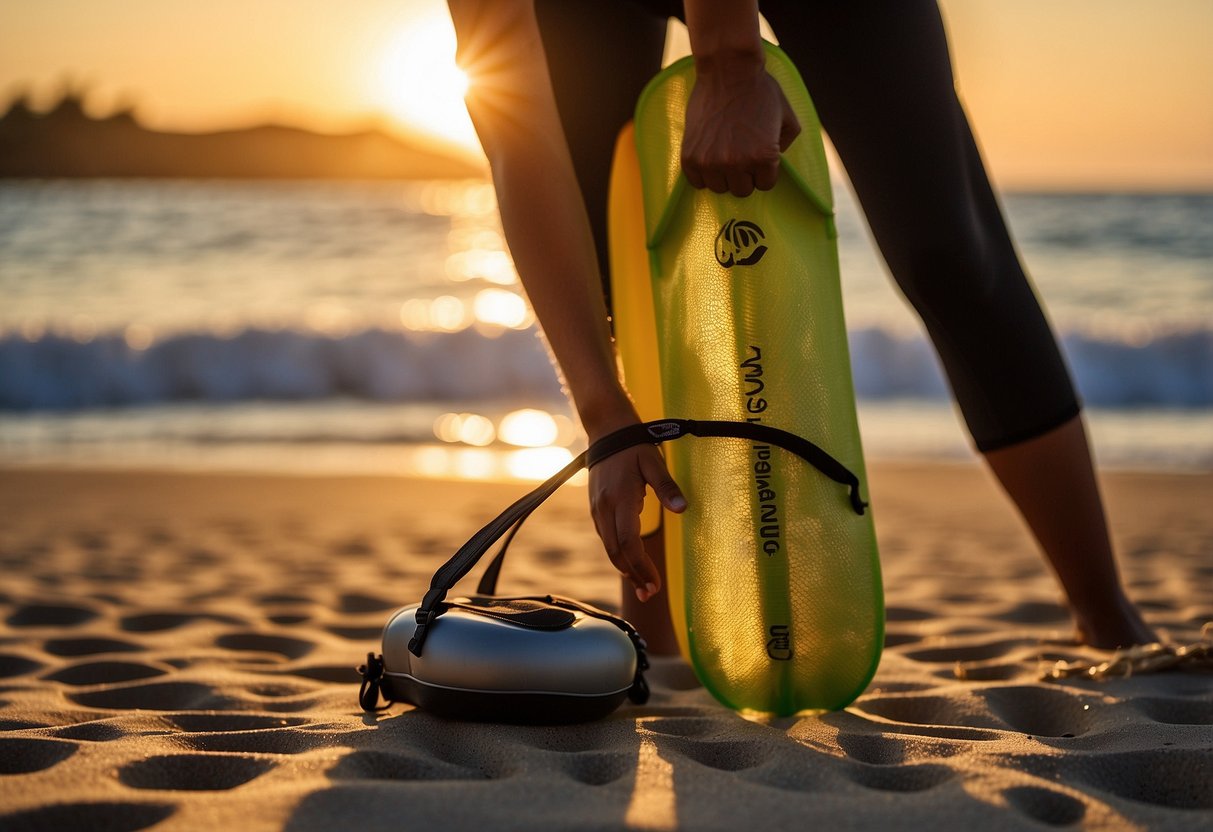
[1072,590,1157,649]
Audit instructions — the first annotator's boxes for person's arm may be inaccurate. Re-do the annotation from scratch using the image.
[447,0,685,599]
[681,0,801,197]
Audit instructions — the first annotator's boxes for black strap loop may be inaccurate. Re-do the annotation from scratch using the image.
[586,419,868,515]
[409,418,866,656]
[357,652,390,712]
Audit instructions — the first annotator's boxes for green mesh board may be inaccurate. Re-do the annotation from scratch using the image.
[630,43,883,714]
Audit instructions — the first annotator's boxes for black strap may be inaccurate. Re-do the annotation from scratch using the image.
[589,420,867,514]
[409,418,866,656]
[357,652,391,712]
[475,512,526,596]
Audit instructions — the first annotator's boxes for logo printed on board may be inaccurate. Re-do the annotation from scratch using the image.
[715,219,768,267]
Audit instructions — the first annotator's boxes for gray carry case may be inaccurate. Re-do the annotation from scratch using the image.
[366,594,648,723]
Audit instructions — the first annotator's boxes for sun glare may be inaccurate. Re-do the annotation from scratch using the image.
[378,16,477,147]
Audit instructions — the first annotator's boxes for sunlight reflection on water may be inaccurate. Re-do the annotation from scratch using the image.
[0,180,1209,476]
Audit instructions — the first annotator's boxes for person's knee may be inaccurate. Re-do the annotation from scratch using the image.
[888,225,1008,319]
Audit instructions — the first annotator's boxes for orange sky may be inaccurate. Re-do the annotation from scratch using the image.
[1,0,1210,190]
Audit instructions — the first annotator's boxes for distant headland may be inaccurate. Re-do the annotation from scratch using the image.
[0,90,486,179]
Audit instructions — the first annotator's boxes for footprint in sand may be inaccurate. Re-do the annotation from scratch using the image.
[179,728,324,755]
[882,631,923,648]
[0,720,49,731]
[832,722,990,766]
[6,603,99,628]
[0,802,175,832]
[1131,697,1213,725]
[43,661,169,686]
[332,537,376,556]
[53,722,129,742]
[655,735,772,772]
[69,681,242,711]
[508,722,628,754]
[328,749,488,783]
[979,686,1097,737]
[855,694,1006,733]
[336,593,398,613]
[280,664,359,683]
[1003,785,1087,826]
[255,592,314,605]
[844,761,956,793]
[215,632,316,660]
[0,738,78,774]
[834,732,932,766]
[266,613,312,625]
[883,605,933,622]
[119,753,276,791]
[904,638,1029,664]
[990,600,1070,624]
[0,653,44,678]
[324,624,385,640]
[119,612,243,632]
[42,637,143,656]
[558,750,633,786]
[637,716,719,738]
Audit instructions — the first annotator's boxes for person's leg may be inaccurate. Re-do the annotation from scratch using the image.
[984,415,1154,647]
[532,0,681,644]
[533,0,671,304]
[763,1,1153,647]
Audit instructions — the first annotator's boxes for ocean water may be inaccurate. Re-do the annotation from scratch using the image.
[0,179,1210,478]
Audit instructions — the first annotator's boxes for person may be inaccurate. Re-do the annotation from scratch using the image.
[444,0,1155,652]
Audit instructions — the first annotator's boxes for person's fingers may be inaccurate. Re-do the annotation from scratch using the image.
[589,475,655,599]
[726,169,755,198]
[701,168,730,194]
[638,449,687,513]
[753,157,780,191]
[592,493,636,585]
[682,158,705,190]
[615,508,659,601]
[589,494,612,560]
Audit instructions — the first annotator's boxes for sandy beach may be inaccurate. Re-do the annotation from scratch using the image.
[1,461,1210,830]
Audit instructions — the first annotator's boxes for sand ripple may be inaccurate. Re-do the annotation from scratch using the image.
[0,466,1209,829]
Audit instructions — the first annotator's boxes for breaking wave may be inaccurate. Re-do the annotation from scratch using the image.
[1,324,1209,411]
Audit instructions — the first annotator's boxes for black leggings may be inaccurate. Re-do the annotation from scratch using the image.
[534,0,1080,452]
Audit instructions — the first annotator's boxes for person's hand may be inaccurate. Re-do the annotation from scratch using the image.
[588,442,686,602]
[681,60,801,197]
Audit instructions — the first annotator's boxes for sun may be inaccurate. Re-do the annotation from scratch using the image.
[377,16,477,148]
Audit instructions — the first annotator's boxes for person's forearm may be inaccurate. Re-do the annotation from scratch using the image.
[684,0,764,74]
[448,0,636,437]
[493,133,637,436]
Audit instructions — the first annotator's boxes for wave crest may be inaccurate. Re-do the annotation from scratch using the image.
[1,325,1209,411]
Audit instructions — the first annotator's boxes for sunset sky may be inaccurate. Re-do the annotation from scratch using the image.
[1,0,1210,190]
